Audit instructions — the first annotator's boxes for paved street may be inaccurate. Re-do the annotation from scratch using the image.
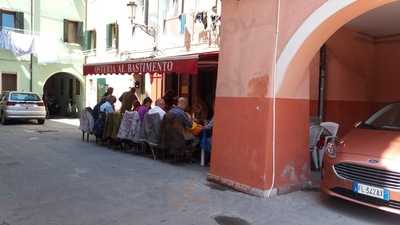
[0,120,398,225]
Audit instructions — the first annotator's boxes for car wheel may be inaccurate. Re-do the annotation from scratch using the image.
[37,119,45,125]
[1,113,8,125]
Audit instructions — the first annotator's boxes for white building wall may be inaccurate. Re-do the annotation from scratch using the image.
[85,0,220,107]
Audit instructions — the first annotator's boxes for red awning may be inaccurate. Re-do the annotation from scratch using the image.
[83,55,198,76]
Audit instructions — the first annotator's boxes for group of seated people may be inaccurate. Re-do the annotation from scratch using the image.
[83,86,213,164]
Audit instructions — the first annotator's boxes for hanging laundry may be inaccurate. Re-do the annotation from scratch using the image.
[195,12,208,30]
[0,30,34,56]
[184,27,191,51]
[179,14,186,34]
[211,15,221,31]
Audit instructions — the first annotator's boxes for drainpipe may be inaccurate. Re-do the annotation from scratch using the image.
[267,0,281,198]
[318,45,327,122]
[29,0,34,92]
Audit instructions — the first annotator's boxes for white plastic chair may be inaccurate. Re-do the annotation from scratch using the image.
[319,122,339,167]
[309,125,324,170]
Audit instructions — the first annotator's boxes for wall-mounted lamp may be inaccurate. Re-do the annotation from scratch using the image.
[127,1,157,38]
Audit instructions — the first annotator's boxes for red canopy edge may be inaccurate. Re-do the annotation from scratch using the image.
[83,56,198,76]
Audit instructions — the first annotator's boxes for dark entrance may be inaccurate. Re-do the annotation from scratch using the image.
[43,73,81,117]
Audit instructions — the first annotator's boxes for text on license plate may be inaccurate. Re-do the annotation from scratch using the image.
[352,182,390,201]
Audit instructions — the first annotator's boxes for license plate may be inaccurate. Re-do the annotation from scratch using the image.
[353,182,390,201]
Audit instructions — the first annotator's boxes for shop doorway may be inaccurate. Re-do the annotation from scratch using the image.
[43,72,82,118]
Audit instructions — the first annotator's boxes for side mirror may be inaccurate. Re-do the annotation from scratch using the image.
[354,121,363,128]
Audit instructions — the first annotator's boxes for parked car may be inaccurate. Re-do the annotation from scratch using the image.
[0,91,46,125]
[321,102,400,214]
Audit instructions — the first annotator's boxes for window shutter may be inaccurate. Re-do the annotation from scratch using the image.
[83,31,90,50]
[93,30,97,49]
[77,21,84,45]
[106,24,111,48]
[115,23,119,49]
[15,12,24,31]
[63,20,69,42]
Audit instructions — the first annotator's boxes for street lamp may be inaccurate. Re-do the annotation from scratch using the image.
[127,1,157,38]
[127,1,137,24]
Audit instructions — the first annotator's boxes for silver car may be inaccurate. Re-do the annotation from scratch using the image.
[0,91,46,125]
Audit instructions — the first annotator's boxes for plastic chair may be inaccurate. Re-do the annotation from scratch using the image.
[309,124,324,170]
[319,122,339,167]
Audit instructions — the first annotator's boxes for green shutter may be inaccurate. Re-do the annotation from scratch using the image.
[15,12,24,31]
[93,30,96,49]
[106,24,112,48]
[83,31,90,50]
[63,19,69,42]
[77,21,83,45]
[115,23,119,49]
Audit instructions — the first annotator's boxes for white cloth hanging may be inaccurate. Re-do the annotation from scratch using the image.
[0,30,34,56]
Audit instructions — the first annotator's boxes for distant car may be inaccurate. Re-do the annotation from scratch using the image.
[0,91,46,125]
[321,102,400,214]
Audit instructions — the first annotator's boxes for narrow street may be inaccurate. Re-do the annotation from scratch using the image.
[0,121,397,225]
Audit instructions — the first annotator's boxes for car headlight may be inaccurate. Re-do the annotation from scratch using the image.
[326,141,336,158]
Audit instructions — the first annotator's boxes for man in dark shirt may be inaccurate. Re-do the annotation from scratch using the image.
[169,97,192,128]
[103,87,114,97]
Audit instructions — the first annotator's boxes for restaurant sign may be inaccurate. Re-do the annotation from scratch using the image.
[83,58,198,75]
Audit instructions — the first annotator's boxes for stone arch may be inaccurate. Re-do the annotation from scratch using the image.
[43,72,83,117]
[276,0,397,99]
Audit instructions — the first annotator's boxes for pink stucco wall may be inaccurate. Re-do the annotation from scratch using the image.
[211,0,400,195]
[308,27,400,135]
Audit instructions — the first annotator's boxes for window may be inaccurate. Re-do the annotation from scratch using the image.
[84,30,96,50]
[0,10,23,31]
[63,19,83,44]
[1,73,17,91]
[10,93,40,102]
[106,23,119,49]
[75,79,80,95]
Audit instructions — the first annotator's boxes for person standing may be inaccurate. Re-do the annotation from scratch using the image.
[120,87,139,113]
[103,87,114,97]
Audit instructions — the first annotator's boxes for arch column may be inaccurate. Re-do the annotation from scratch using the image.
[210,0,397,196]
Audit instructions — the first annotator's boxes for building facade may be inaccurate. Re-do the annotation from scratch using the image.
[0,0,85,116]
[84,0,220,110]
[210,0,400,197]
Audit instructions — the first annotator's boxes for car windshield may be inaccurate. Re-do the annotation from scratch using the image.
[10,93,41,102]
[364,103,400,130]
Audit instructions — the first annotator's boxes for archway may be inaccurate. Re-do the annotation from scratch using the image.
[277,0,396,98]
[43,72,82,118]
[274,0,400,189]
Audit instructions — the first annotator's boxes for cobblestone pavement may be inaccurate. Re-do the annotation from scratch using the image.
[0,120,398,225]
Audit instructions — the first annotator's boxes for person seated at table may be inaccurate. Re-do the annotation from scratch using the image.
[100,96,116,113]
[148,98,166,120]
[163,90,178,111]
[192,99,209,125]
[137,97,153,122]
[169,97,192,129]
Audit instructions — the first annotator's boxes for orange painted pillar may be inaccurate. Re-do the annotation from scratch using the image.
[208,0,312,196]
